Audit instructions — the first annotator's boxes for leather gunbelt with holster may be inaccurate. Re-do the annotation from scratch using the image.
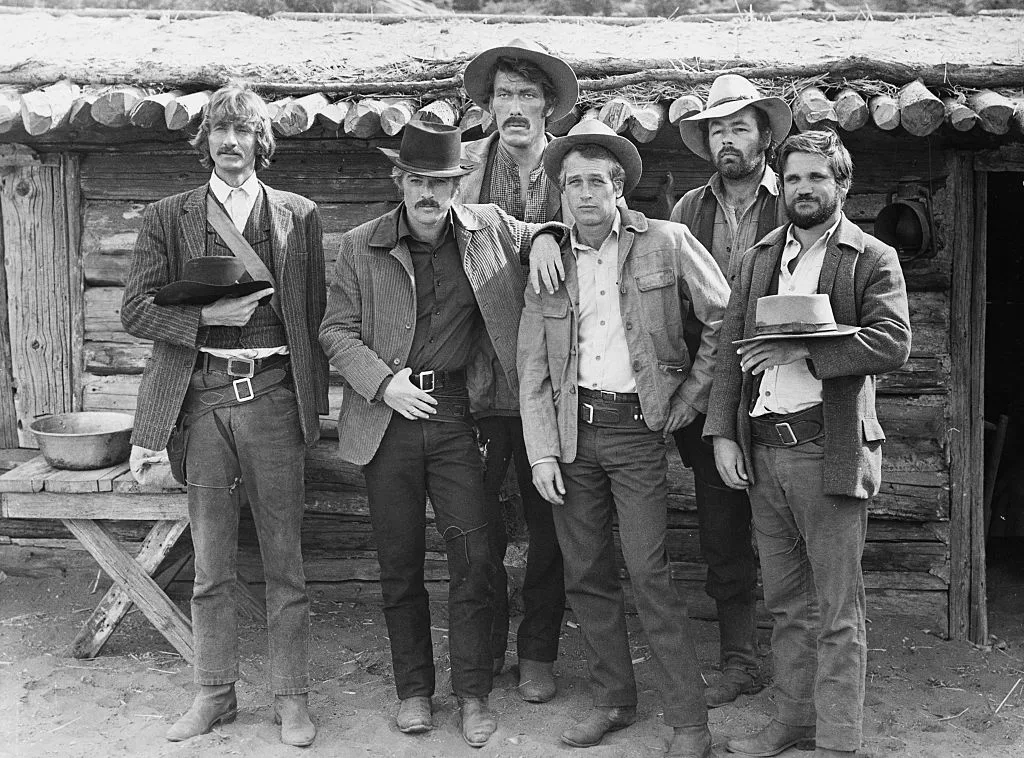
[578,387,646,429]
[410,367,470,422]
[182,352,292,416]
[749,403,824,447]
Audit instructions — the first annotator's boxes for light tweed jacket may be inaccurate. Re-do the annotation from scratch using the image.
[122,182,329,451]
[319,203,562,466]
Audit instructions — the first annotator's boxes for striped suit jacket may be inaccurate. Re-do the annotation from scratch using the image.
[319,203,562,466]
[122,182,329,451]
[703,215,912,499]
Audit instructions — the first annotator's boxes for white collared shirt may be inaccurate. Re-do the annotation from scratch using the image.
[209,170,260,232]
[751,218,842,416]
[572,212,637,394]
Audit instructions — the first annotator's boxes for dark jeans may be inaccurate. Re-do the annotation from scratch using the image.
[477,415,565,664]
[554,423,707,727]
[183,377,309,695]
[673,415,759,675]
[751,441,868,752]
[362,413,494,700]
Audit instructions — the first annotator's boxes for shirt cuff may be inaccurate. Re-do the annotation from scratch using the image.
[530,455,558,467]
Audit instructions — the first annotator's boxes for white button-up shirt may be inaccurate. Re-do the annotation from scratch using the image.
[573,213,637,393]
[209,170,260,232]
[751,218,841,416]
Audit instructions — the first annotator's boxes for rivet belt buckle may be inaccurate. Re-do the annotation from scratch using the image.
[774,422,798,446]
[233,377,255,403]
[581,402,595,424]
[415,370,435,393]
[226,356,255,378]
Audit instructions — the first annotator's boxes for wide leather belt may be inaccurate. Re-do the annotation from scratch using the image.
[429,395,470,422]
[410,367,466,393]
[750,404,824,447]
[578,387,645,428]
[198,352,289,377]
[184,366,291,412]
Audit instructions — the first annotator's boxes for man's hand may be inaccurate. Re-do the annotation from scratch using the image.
[712,436,750,490]
[664,395,699,434]
[737,338,810,375]
[531,460,566,505]
[529,234,565,295]
[199,287,275,327]
[382,367,438,420]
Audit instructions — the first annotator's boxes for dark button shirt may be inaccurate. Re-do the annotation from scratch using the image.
[399,208,480,373]
[489,141,554,224]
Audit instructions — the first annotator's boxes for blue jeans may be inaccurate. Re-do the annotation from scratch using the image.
[362,413,494,700]
[183,376,309,695]
[751,441,868,752]
[478,415,565,663]
[554,423,707,727]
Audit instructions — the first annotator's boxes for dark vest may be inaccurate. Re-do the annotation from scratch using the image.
[204,191,288,349]
[686,185,780,258]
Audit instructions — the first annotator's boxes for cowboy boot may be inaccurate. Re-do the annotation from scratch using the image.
[459,696,498,748]
[517,658,556,703]
[560,706,637,748]
[726,720,815,756]
[396,696,433,734]
[274,693,316,747]
[667,724,714,757]
[165,684,237,742]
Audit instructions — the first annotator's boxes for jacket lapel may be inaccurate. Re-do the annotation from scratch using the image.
[817,214,861,296]
[180,185,209,261]
[368,206,414,282]
[262,184,294,284]
[749,232,784,302]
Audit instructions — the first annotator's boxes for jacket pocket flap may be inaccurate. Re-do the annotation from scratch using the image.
[542,299,569,318]
[862,418,886,443]
[636,269,674,291]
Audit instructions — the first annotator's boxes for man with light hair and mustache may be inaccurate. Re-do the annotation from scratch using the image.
[668,74,793,708]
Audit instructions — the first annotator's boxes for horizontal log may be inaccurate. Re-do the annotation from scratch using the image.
[834,88,869,132]
[20,79,78,136]
[380,98,416,136]
[629,102,666,144]
[316,100,350,131]
[794,86,838,132]
[968,89,1015,135]
[129,90,183,129]
[266,96,294,123]
[941,95,977,132]
[164,90,210,131]
[869,94,900,131]
[345,98,385,139]
[897,80,944,137]
[93,86,147,129]
[69,90,101,130]
[0,87,20,133]
[668,94,703,125]
[598,97,633,134]
[458,104,488,134]
[414,98,459,127]
[274,93,329,137]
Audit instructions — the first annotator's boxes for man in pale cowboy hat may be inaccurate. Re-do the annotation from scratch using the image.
[461,36,579,704]
[319,120,565,748]
[705,130,910,758]
[518,118,730,757]
[122,85,328,747]
[668,73,793,708]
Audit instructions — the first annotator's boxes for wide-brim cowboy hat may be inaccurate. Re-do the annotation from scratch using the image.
[679,74,793,162]
[543,119,643,194]
[464,38,580,121]
[379,120,478,178]
[154,256,272,307]
[732,294,860,344]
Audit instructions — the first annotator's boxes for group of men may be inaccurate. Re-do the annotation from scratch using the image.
[123,36,911,758]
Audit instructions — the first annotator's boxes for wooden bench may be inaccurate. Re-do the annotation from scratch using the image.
[0,456,266,662]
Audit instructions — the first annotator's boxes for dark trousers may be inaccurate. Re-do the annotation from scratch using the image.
[362,413,494,700]
[477,415,565,664]
[673,415,759,675]
[183,377,309,695]
[554,422,707,727]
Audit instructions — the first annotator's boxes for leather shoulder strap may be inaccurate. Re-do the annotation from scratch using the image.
[205,193,282,318]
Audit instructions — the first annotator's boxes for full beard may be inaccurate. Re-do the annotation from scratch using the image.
[714,149,763,181]
[787,194,840,229]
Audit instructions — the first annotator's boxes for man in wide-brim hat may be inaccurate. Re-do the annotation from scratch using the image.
[518,118,730,757]
[319,119,565,749]
[459,37,580,706]
[667,73,794,709]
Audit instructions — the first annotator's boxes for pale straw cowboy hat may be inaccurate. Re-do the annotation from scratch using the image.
[679,74,793,162]
[733,294,860,345]
[464,38,580,121]
[378,121,479,178]
[543,119,643,194]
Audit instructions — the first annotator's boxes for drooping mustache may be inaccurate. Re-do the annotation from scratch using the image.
[415,200,440,209]
[502,117,530,129]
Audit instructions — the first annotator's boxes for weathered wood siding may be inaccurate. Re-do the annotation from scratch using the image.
[0,126,954,632]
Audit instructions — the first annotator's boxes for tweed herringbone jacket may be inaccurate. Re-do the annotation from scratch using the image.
[122,182,329,451]
[319,203,563,466]
[703,215,912,499]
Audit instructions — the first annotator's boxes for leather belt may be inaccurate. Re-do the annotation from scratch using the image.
[410,367,466,393]
[578,387,645,428]
[184,366,291,413]
[429,396,470,422]
[198,352,289,378]
[750,404,824,447]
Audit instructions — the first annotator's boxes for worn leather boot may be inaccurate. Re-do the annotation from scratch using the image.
[396,696,433,734]
[705,668,762,708]
[517,658,556,703]
[667,724,714,757]
[459,696,497,747]
[727,720,816,756]
[165,683,237,742]
[274,693,316,747]
[560,706,637,748]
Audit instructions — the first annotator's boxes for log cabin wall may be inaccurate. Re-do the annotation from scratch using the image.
[0,125,955,634]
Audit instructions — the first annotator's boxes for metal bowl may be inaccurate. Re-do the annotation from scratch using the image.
[29,412,134,470]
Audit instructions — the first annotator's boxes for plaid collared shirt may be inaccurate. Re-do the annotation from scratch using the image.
[488,142,555,223]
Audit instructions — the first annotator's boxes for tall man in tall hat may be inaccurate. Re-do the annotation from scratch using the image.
[668,73,793,707]
[319,121,564,748]
[460,37,579,703]
[122,85,328,747]
[705,129,911,758]
[518,119,730,757]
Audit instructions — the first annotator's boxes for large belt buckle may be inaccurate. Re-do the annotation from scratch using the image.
[233,377,255,403]
[600,390,618,402]
[581,402,595,424]
[416,370,435,393]
[774,422,798,446]
[226,356,255,378]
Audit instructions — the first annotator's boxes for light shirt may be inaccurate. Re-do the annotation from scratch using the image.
[203,170,287,359]
[708,166,779,280]
[573,213,636,394]
[751,217,842,416]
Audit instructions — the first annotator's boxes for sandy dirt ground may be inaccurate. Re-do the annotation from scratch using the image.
[2,557,1023,758]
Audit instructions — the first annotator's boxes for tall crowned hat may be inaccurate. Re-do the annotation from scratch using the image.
[464,38,580,121]
[378,121,478,178]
